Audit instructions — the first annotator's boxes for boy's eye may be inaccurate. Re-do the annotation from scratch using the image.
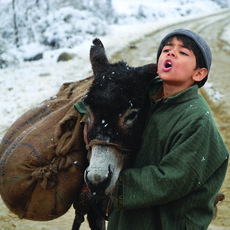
[180,51,188,56]
[163,49,170,53]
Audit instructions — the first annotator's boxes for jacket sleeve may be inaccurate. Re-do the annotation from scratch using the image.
[116,114,229,210]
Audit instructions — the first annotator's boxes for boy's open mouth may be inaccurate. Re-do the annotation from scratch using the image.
[162,60,172,71]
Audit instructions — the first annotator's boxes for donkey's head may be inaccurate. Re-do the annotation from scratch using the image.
[83,38,157,197]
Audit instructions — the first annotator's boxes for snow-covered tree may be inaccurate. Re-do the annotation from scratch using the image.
[0,0,115,67]
[0,0,229,68]
[212,0,229,7]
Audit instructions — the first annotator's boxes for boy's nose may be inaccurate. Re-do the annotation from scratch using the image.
[167,51,176,57]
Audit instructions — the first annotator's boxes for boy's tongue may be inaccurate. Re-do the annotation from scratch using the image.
[162,60,172,71]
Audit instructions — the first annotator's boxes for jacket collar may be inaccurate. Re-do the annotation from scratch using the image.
[151,83,200,105]
[163,84,200,105]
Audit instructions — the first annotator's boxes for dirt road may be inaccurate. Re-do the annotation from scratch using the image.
[1,9,230,230]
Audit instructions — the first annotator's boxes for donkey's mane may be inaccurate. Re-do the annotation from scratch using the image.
[84,60,148,114]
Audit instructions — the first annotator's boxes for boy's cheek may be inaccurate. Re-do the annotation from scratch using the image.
[157,60,164,75]
[157,60,162,71]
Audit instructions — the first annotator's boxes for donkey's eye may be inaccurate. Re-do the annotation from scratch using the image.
[125,111,137,122]
[123,109,139,126]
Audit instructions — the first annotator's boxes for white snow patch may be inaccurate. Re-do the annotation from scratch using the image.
[204,82,224,104]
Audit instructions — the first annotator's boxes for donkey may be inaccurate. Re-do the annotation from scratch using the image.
[72,38,157,230]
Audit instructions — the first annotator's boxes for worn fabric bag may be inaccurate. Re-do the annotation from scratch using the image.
[0,77,92,221]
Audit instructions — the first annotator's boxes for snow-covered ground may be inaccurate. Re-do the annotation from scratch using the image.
[0,0,230,137]
[222,23,230,50]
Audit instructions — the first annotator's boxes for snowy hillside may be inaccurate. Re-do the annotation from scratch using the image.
[0,0,229,67]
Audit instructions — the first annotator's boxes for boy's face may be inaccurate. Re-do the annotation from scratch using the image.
[157,37,200,89]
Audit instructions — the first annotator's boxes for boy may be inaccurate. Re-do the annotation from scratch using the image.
[107,29,229,230]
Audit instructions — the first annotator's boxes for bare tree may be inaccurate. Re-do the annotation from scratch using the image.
[12,0,19,47]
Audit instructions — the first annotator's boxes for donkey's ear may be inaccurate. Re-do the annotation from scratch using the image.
[135,63,158,80]
[90,38,109,75]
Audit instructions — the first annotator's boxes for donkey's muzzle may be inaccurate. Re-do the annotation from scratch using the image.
[85,165,113,198]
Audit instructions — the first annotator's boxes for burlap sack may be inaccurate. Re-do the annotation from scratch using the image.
[0,77,93,221]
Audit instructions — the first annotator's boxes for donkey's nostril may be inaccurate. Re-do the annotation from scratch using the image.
[108,164,113,179]
[84,167,113,198]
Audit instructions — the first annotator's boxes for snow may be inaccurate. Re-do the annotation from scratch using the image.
[221,23,230,51]
[204,82,224,104]
[0,0,230,138]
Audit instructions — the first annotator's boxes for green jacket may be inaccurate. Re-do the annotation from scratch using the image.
[108,81,229,230]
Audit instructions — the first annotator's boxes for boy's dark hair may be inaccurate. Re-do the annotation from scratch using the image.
[157,29,212,88]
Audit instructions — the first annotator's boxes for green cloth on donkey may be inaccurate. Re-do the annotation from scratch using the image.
[74,100,88,114]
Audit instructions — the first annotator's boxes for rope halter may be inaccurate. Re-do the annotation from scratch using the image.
[86,139,131,154]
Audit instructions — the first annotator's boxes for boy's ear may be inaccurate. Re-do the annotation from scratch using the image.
[193,68,208,82]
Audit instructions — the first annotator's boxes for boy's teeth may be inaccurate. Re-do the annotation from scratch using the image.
[165,62,171,68]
